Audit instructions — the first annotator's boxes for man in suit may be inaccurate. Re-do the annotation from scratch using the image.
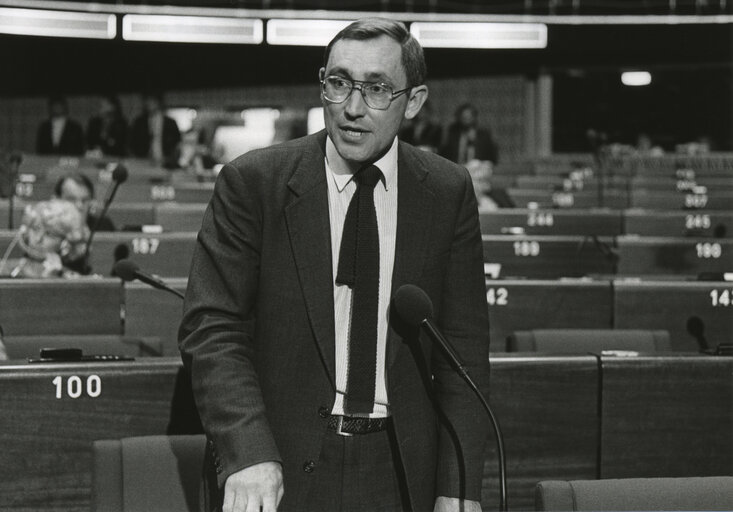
[440,103,498,166]
[36,96,85,156]
[130,93,181,168]
[179,17,490,512]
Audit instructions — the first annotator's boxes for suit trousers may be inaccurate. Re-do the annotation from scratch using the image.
[296,421,412,512]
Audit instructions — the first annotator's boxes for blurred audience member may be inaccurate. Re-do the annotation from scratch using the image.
[130,93,181,168]
[636,133,664,157]
[54,172,115,232]
[0,200,89,278]
[36,96,85,156]
[440,103,498,165]
[87,95,128,157]
[399,100,442,152]
[465,159,514,210]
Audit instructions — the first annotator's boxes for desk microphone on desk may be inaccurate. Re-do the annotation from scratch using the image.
[114,259,185,300]
[82,164,128,273]
[392,284,508,512]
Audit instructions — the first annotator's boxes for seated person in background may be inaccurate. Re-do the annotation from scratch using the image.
[399,99,442,152]
[0,200,89,278]
[130,93,181,169]
[53,172,115,232]
[440,102,499,165]
[36,96,85,156]
[465,159,514,210]
[86,95,128,157]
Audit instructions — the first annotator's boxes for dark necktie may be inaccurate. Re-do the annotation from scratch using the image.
[336,165,382,415]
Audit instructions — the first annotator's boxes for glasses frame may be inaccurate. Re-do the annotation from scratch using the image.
[320,75,413,111]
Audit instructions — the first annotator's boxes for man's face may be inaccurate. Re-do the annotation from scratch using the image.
[59,179,92,218]
[321,35,426,170]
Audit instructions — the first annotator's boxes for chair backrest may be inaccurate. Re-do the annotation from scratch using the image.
[507,329,672,353]
[535,477,733,511]
[92,435,206,512]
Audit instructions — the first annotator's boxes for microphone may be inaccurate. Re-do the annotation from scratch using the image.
[6,151,22,230]
[113,259,184,300]
[392,284,508,512]
[82,164,128,272]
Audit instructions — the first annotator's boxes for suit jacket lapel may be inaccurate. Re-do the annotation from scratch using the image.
[284,132,337,388]
[388,144,436,370]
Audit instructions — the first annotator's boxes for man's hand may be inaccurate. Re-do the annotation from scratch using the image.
[222,461,284,512]
[434,496,482,512]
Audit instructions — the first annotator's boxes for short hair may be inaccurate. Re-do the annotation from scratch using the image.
[323,18,427,87]
[455,103,478,119]
[54,172,95,199]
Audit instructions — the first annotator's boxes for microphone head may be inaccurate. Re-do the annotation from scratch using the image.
[393,284,433,327]
[112,164,128,184]
[113,259,139,282]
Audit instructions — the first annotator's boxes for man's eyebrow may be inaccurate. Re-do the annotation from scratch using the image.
[326,67,394,84]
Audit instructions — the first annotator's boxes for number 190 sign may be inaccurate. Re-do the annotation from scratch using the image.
[52,375,102,399]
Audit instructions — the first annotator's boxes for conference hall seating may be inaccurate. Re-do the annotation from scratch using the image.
[1,152,731,511]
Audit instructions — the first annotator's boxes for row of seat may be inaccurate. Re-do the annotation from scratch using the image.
[0,354,729,511]
[1,277,729,356]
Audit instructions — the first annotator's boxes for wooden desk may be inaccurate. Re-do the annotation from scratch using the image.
[88,232,197,277]
[483,235,617,278]
[0,278,121,336]
[124,279,187,356]
[0,358,198,511]
[481,355,599,510]
[107,203,156,229]
[599,354,733,478]
[113,183,213,204]
[486,279,613,350]
[624,209,733,238]
[479,208,623,236]
[155,203,206,232]
[630,190,733,211]
[508,188,629,210]
[613,280,733,352]
[616,236,733,276]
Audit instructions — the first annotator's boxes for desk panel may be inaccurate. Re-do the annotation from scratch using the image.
[613,280,733,352]
[107,203,156,229]
[88,232,197,277]
[479,209,622,236]
[616,236,733,276]
[124,279,187,356]
[486,279,612,350]
[630,190,733,211]
[155,203,206,233]
[0,278,121,336]
[624,210,733,238]
[600,355,733,478]
[483,235,616,278]
[508,189,628,210]
[482,355,599,510]
[0,358,199,511]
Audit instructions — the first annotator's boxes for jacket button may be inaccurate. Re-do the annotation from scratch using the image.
[318,406,330,419]
[303,460,315,473]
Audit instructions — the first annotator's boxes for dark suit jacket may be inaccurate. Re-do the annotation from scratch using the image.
[179,131,490,512]
[87,116,128,157]
[440,124,499,165]
[129,114,181,168]
[36,118,85,156]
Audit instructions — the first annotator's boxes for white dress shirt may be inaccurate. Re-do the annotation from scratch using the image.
[325,136,399,418]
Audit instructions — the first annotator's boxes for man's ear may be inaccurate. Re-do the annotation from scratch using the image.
[318,67,326,81]
[404,85,429,120]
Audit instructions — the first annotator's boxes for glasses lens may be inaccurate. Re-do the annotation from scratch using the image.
[323,76,352,103]
[362,83,392,110]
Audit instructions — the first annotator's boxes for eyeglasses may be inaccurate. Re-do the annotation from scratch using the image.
[321,75,412,111]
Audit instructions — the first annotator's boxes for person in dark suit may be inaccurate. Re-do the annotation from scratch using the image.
[440,103,499,165]
[179,17,490,512]
[86,95,128,157]
[399,100,443,153]
[36,96,85,156]
[129,93,181,168]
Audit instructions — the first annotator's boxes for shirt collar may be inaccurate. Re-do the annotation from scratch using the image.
[325,135,398,193]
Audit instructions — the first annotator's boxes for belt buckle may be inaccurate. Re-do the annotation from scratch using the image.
[335,415,354,437]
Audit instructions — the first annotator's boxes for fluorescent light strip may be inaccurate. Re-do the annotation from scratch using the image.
[621,71,652,86]
[122,14,263,44]
[0,7,115,39]
[267,19,350,46]
[411,22,547,49]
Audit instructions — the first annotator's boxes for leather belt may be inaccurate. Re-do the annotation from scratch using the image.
[327,414,389,436]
